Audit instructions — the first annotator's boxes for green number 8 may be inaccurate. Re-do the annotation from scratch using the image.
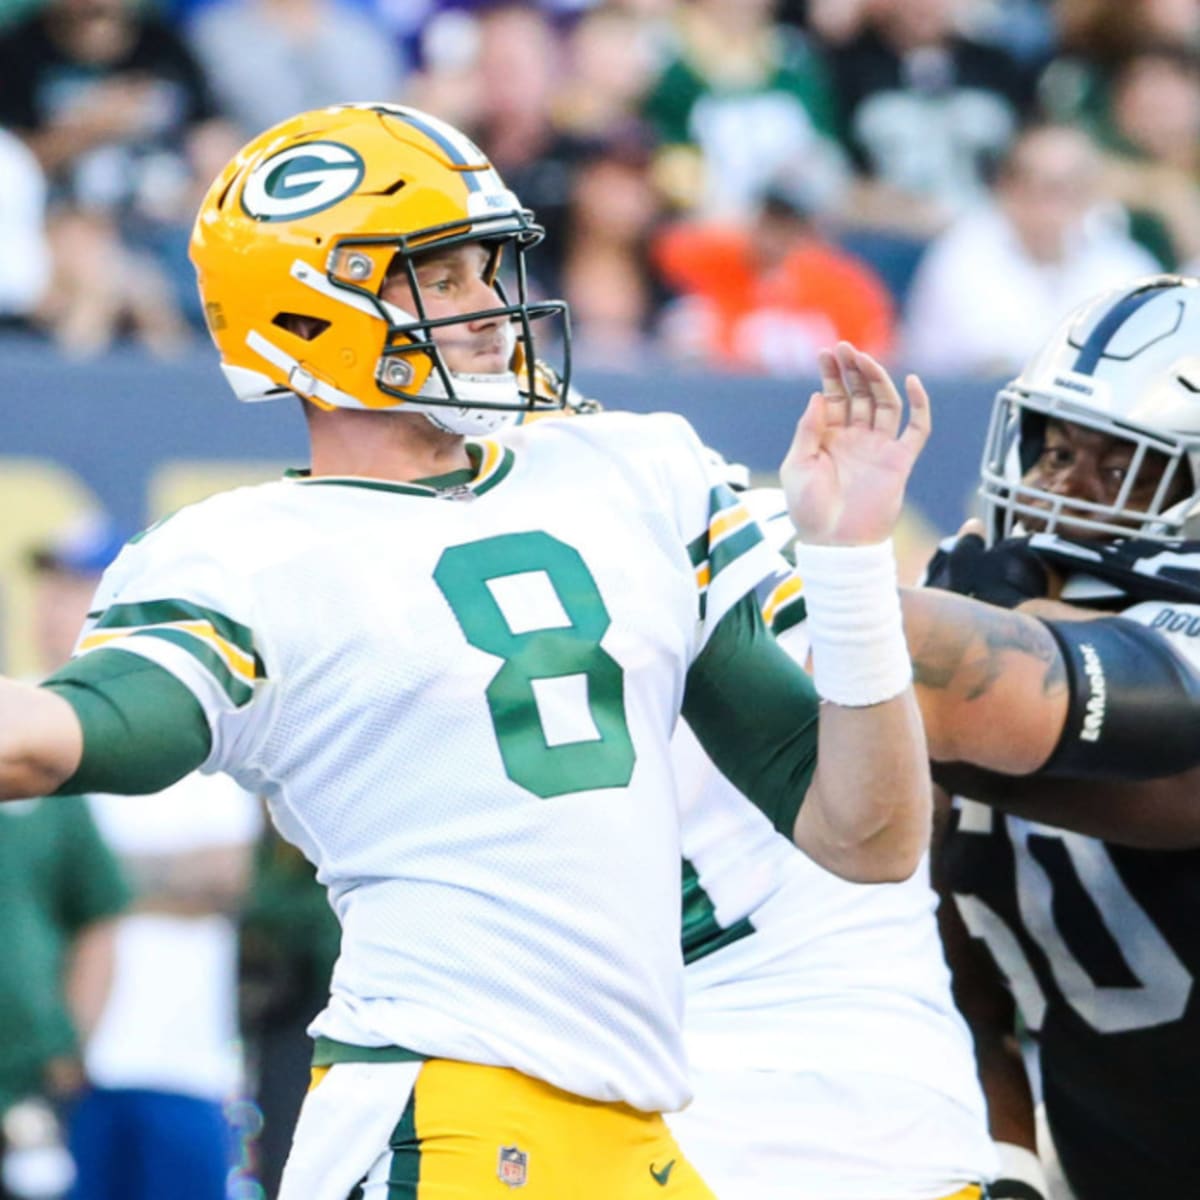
[434,531,636,798]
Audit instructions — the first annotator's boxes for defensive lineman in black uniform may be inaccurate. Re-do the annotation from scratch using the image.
[932,276,1200,1199]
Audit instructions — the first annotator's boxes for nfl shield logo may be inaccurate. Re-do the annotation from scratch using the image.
[497,1145,528,1188]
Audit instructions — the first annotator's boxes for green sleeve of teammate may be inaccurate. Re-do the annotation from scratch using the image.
[41,650,212,796]
[683,591,820,836]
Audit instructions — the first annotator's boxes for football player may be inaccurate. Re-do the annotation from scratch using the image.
[0,103,939,1200]
[543,342,1200,1200]
[928,275,1200,1198]
[0,105,1189,1199]
[668,477,998,1200]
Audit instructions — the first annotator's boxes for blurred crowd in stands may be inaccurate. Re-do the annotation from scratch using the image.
[1,0,1198,378]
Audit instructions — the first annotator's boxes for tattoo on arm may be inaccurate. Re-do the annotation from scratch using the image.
[910,593,1065,701]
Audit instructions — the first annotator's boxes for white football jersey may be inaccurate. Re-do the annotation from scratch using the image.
[669,491,996,1198]
[73,412,777,1112]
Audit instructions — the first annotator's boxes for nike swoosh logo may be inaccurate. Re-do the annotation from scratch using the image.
[649,1160,676,1186]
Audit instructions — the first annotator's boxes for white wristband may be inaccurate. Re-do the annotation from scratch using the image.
[991,1142,1049,1200]
[792,538,912,707]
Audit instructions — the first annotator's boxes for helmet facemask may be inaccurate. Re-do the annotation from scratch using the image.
[977,275,1200,545]
[326,217,572,435]
[980,384,1200,543]
[190,103,573,436]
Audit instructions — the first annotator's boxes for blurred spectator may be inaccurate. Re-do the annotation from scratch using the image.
[1041,0,1200,135]
[796,0,870,46]
[186,0,406,139]
[555,3,665,141]
[0,799,125,1200]
[562,129,665,363]
[961,0,1058,65]
[1100,44,1200,268]
[903,123,1159,376]
[643,0,850,219]
[28,516,127,686]
[0,130,52,329]
[25,516,261,1200]
[430,3,599,298]
[74,779,260,1200]
[0,0,241,356]
[0,519,132,1200]
[653,188,894,374]
[829,0,1038,239]
[238,831,339,1200]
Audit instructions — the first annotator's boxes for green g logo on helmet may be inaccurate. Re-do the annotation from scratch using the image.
[242,142,365,221]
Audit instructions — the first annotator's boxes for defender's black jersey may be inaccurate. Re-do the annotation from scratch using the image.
[943,797,1200,1197]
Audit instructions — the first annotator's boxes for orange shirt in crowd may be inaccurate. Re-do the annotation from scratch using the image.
[652,222,895,374]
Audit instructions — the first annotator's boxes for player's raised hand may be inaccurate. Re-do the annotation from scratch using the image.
[781,341,931,545]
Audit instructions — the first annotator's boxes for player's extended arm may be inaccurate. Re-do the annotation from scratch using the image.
[1,651,211,801]
[909,540,1200,844]
[0,677,83,799]
[903,587,1068,773]
[782,342,933,882]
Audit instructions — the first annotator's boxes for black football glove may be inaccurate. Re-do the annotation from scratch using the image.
[922,533,1050,610]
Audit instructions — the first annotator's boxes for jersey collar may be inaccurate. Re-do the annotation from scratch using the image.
[285,439,515,500]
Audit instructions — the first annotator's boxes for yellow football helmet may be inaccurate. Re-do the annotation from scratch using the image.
[190,103,571,434]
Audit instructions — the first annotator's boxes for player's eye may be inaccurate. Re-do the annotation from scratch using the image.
[1040,446,1073,470]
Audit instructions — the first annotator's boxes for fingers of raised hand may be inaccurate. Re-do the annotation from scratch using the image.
[816,347,849,424]
[786,391,826,467]
[817,344,933,457]
[833,341,876,428]
[898,372,932,457]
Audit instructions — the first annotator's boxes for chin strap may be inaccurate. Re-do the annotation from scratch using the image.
[416,401,520,437]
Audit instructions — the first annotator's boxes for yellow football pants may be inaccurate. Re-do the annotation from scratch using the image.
[302,1058,716,1199]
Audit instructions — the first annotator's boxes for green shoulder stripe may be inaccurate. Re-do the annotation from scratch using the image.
[84,598,264,709]
[770,594,808,637]
[94,599,257,656]
[708,520,763,580]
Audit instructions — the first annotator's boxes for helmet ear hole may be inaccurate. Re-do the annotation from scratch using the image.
[273,313,331,341]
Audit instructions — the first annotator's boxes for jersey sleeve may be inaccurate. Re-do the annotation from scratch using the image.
[65,513,273,776]
[652,414,784,650]
[683,589,820,836]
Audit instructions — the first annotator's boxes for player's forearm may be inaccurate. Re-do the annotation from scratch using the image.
[901,588,1067,772]
[795,690,931,882]
[934,761,1200,849]
[0,680,83,799]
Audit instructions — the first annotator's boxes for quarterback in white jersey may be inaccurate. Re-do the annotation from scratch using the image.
[0,105,938,1200]
[668,490,996,1200]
